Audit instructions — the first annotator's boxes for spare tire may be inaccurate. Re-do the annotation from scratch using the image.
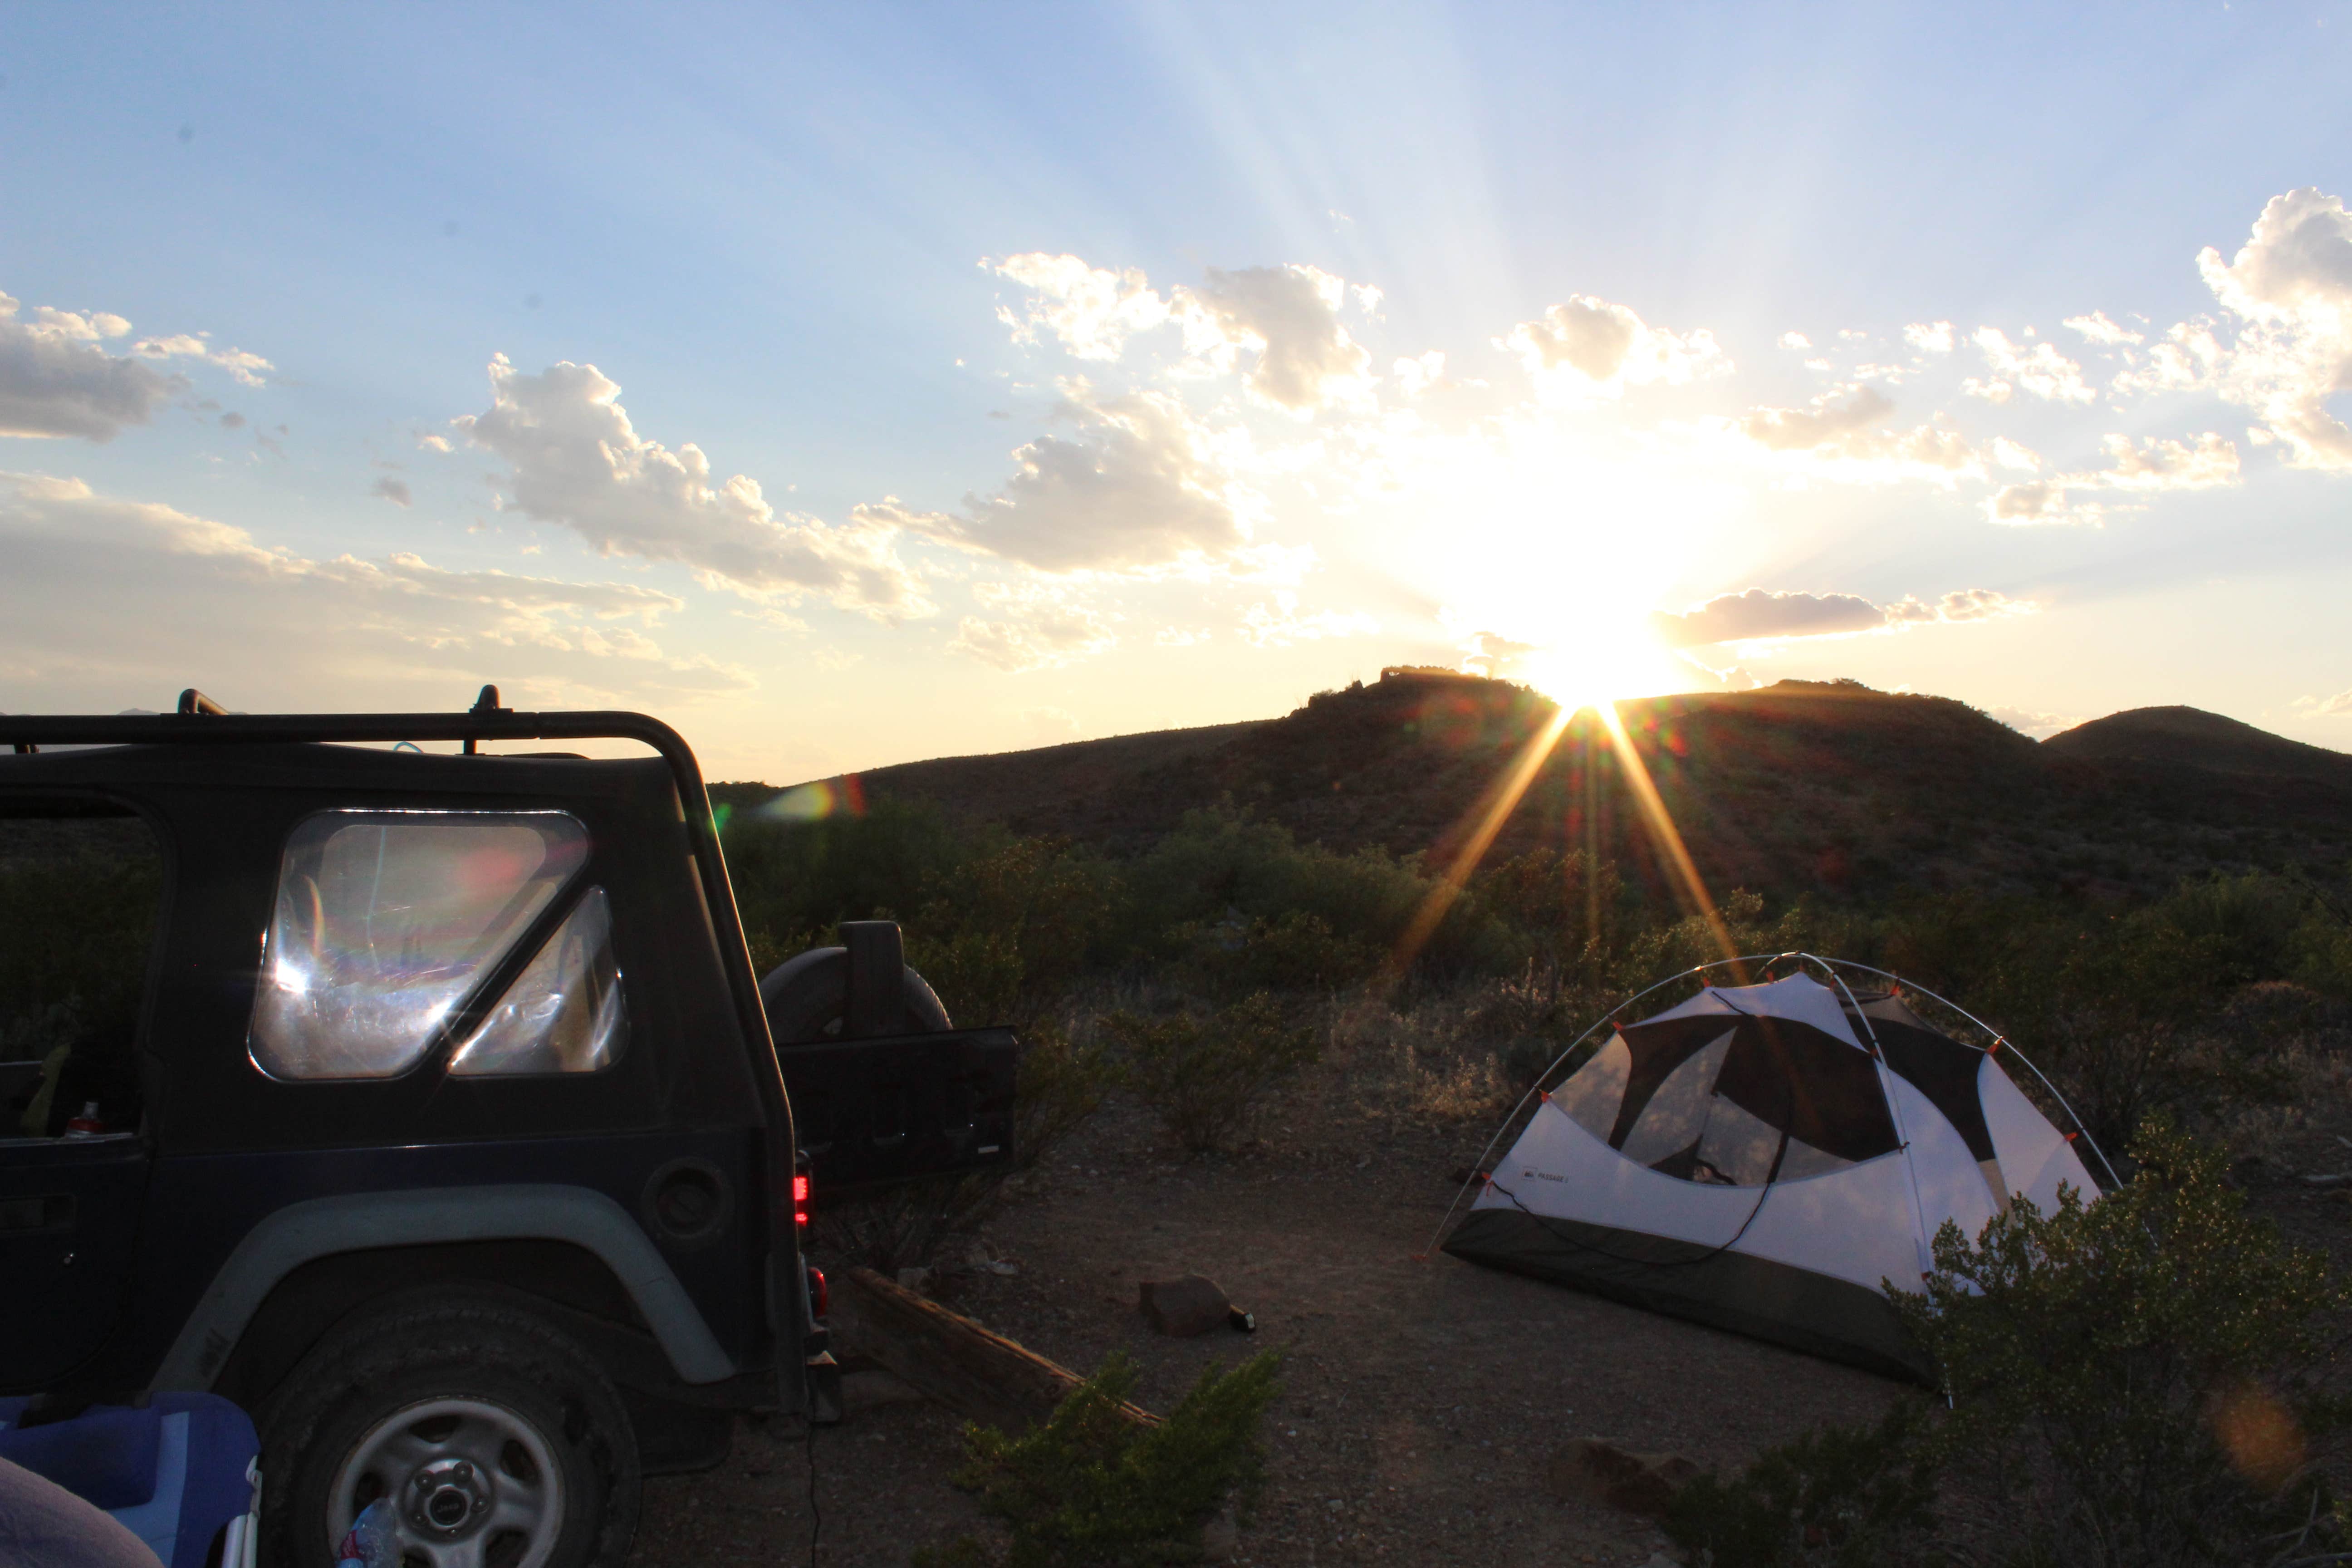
[759,947,952,1044]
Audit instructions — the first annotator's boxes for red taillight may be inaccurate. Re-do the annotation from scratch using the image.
[808,1265,828,1319]
[793,1172,811,1229]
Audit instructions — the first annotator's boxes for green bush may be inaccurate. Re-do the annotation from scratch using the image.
[1104,994,1319,1153]
[915,1350,1282,1568]
[1895,1115,2347,1568]
[1663,1401,1940,1568]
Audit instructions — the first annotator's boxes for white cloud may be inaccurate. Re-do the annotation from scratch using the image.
[1970,327,2095,404]
[2064,311,2143,347]
[1240,590,1377,647]
[1174,264,1374,414]
[1903,321,1955,354]
[1501,294,1729,399]
[1393,350,1450,397]
[1982,481,2106,527]
[459,356,928,620]
[988,253,1171,362]
[1733,386,1982,485]
[1779,331,1812,350]
[1986,705,2081,739]
[129,332,273,387]
[2193,187,2352,470]
[0,470,750,706]
[946,581,1118,671]
[1991,436,2043,473]
[882,380,1247,573]
[2109,320,2225,397]
[2294,689,2352,718]
[0,291,179,441]
[2068,431,2239,492]
[1651,586,2030,647]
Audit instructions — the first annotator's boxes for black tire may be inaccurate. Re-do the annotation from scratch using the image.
[759,946,952,1044]
[259,1289,640,1568]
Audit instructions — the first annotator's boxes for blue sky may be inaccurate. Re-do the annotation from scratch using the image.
[4,2,2350,779]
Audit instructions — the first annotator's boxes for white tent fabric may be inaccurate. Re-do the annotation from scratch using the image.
[1443,970,2098,1380]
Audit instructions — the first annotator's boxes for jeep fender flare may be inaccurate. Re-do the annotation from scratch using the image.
[151,1184,736,1392]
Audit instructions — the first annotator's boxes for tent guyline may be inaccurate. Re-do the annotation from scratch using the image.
[1430,954,2110,1382]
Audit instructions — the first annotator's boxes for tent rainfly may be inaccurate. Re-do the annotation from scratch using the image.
[1441,966,2103,1381]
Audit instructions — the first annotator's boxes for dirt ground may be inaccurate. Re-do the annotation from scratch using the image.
[626,1093,1918,1567]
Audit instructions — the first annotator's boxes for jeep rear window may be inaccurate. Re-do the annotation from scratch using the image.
[249,810,588,1080]
[449,885,627,1076]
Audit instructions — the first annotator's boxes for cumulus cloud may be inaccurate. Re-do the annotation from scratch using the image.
[459,356,928,619]
[988,253,1171,361]
[1733,387,1982,485]
[2193,187,2352,470]
[1175,264,1374,413]
[2297,688,2352,718]
[2065,311,2143,347]
[1502,294,1729,397]
[0,291,179,441]
[877,380,1247,573]
[0,470,750,706]
[1968,327,2095,404]
[1651,586,2030,647]
[1987,705,2082,740]
[1981,481,2106,527]
[1779,331,1812,350]
[1240,590,1377,647]
[2071,431,2240,492]
[130,332,273,387]
[1904,321,1956,354]
[946,582,1119,671]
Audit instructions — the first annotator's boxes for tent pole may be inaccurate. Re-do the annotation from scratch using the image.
[1805,954,1942,1291]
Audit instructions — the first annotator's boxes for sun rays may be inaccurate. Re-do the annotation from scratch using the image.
[1386,688,1742,980]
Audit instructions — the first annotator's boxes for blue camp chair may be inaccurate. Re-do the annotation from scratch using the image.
[0,1394,260,1568]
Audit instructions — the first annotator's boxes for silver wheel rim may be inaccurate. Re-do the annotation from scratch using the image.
[326,1395,567,1568]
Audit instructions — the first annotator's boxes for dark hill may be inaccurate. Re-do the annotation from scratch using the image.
[2044,706,2352,784]
[753,673,2352,905]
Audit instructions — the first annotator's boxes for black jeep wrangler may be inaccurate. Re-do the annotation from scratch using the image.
[0,689,1014,1566]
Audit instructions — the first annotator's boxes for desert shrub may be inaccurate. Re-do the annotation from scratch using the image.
[1663,1401,1941,1568]
[1895,1115,2347,1568]
[915,1351,1282,1568]
[1104,993,1319,1152]
[1168,909,1379,995]
[1471,846,1624,963]
[1122,806,1510,977]
[721,797,966,948]
[908,838,1123,1025]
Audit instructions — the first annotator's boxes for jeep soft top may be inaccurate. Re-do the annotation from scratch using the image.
[0,688,1014,1567]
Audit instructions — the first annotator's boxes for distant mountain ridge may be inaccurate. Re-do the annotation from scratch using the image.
[736,673,2352,904]
[2043,705,2352,784]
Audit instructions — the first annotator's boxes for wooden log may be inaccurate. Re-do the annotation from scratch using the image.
[830,1265,1157,1432]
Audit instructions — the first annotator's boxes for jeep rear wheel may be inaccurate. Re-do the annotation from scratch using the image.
[260,1292,639,1568]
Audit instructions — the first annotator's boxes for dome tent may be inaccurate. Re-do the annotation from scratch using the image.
[1439,958,2110,1382]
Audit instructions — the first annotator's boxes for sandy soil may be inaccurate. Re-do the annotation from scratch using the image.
[627,1098,1913,1567]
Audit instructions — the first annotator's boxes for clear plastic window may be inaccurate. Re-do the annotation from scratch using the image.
[249,811,588,1080]
[450,887,627,1076]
